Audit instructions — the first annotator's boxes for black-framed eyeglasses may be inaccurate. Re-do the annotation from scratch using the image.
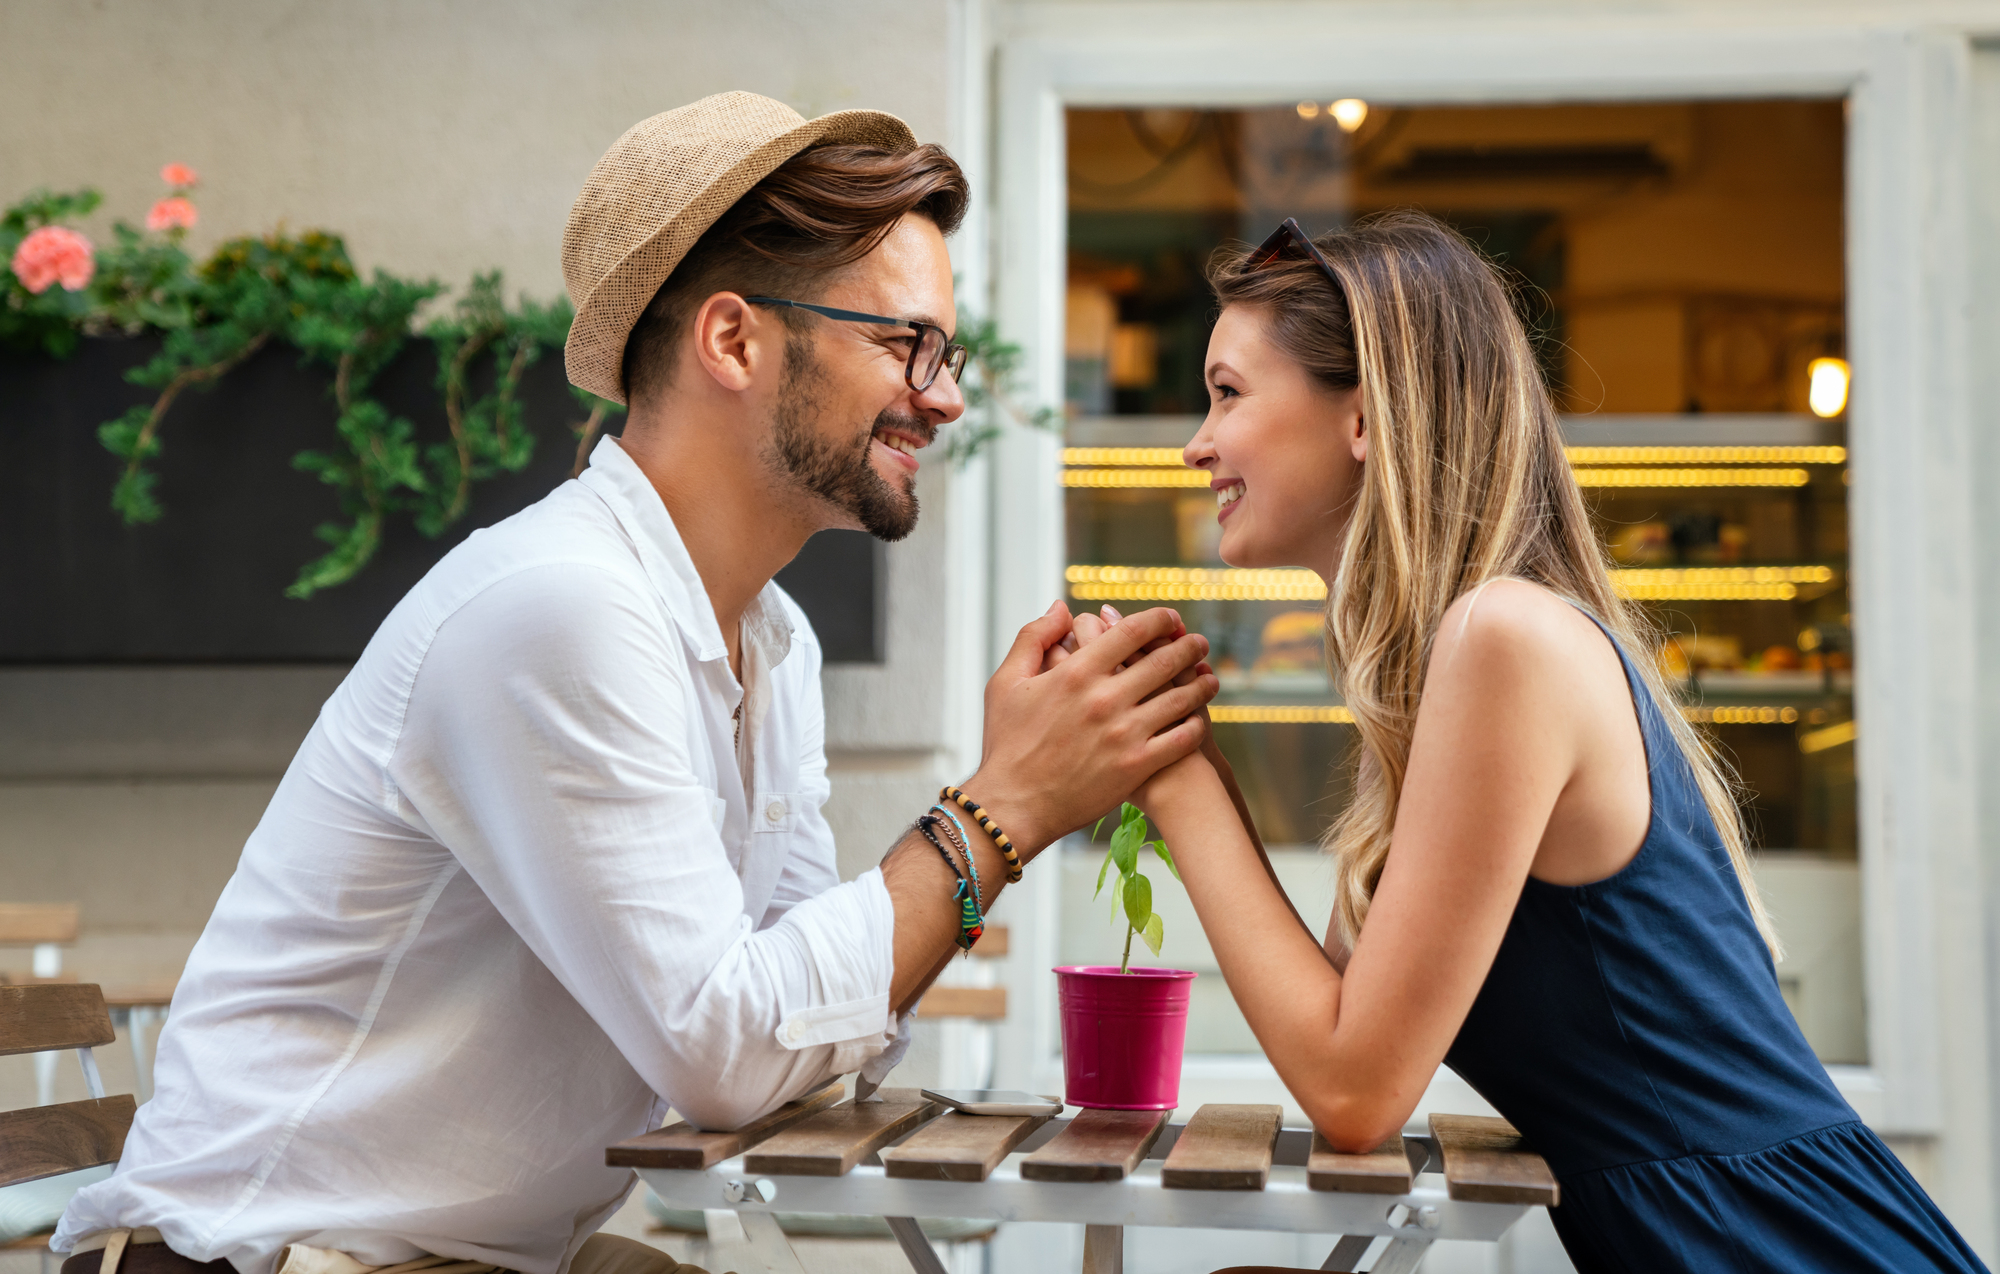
[744,297,969,392]
[1243,218,1343,297]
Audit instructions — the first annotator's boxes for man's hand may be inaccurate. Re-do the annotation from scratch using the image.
[961,601,1217,858]
[1052,603,1225,819]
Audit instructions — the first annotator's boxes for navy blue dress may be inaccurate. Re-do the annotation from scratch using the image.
[1443,617,1986,1272]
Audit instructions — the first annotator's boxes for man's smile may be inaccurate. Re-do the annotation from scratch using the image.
[871,420,933,470]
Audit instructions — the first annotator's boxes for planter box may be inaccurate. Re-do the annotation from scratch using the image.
[0,336,880,663]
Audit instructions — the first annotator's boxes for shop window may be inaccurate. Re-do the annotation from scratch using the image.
[1060,98,1862,1065]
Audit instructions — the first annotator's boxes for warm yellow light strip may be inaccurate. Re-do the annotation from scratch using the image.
[1062,446,1845,472]
[1610,565,1838,603]
[1683,706,1803,725]
[1063,447,1189,467]
[1798,719,1857,753]
[1613,567,1837,585]
[1067,564,1838,604]
[1065,565,1326,602]
[1066,566,1316,586]
[1210,705,1355,724]
[1624,583,1803,600]
[1062,468,1213,489]
[1565,445,1846,466]
[1573,467,1811,488]
[1209,704,1819,728]
[1068,582,1327,601]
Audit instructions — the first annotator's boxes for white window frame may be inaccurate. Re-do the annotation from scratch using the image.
[965,6,1998,1236]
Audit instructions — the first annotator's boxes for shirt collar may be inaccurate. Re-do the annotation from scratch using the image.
[577,436,793,669]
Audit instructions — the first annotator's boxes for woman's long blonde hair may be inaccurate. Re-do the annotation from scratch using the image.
[1209,211,1781,959]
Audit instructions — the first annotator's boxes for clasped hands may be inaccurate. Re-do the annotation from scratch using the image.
[964,601,1223,865]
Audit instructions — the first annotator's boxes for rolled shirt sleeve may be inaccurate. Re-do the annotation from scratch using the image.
[391,563,895,1130]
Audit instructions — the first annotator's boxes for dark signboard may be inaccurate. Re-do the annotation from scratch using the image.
[0,338,882,664]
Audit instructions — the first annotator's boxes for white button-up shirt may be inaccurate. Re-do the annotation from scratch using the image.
[57,438,901,1274]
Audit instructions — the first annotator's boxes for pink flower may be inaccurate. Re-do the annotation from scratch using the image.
[160,162,198,188]
[146,196,198,232]
[10,225,95,294]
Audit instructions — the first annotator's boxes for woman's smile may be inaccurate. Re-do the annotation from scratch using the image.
[1215,479,1245,520]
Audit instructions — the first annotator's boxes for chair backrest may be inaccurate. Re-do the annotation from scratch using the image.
[0,904,81,981]
[0,984,135,1189]
[0,907,80,948]
[914,925,1010,1022]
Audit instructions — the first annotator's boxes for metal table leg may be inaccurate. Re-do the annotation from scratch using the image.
[1321,1235,1373,1271]
[704,1209,806,1274]
[1368,1237,1433,1274]
[127,1007,158,1102]
[1083,1223,1122,1274]
[885,1216,948,1274]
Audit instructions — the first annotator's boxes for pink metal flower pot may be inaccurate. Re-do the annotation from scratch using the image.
[1055,965,1196,1110]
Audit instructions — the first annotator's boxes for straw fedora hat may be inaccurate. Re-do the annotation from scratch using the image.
[562,91,917,404]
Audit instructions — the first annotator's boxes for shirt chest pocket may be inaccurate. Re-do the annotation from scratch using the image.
[752,791,798,835]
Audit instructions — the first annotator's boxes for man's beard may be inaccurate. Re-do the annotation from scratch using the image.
[767,333,925,542]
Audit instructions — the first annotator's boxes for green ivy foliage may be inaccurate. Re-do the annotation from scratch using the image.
[948,312,1063,467]
[7,186,1049,599]
[4,187,625,598]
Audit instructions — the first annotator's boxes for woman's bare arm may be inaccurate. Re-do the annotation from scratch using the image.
[1134,583,1590,1150]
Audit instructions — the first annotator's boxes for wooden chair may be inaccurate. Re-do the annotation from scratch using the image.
[0,984,136,1272]
[0,906,83,1109]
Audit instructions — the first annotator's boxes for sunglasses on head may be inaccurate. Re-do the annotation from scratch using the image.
[1244,218,1344,297]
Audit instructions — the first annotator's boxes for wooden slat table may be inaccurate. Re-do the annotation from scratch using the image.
[613,1092,1556,1274]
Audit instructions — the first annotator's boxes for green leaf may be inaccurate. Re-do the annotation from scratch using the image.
[109,467,162,524]
[1140,913,1164,957]
[1123,872,1152,934]
[1094,848,1113,899]
[1151,839,1181,882]
[1110,819,1140,879]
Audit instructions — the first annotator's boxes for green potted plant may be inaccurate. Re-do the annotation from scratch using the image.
[1054,803,1197,1110]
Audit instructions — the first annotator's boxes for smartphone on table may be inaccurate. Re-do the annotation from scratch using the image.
[920,1088,1064,1117]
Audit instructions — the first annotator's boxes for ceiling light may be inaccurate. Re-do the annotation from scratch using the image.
[1808,357,1850,418]
[1330,99,1369,133]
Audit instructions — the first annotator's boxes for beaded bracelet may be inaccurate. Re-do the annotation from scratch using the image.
[940,785,1024,883]
[917,815,985,951]
[929,804,983,915]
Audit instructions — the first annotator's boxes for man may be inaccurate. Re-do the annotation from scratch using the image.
[55,92,1216,1274]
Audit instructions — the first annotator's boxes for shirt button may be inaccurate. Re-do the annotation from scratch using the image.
[765,800,786,824]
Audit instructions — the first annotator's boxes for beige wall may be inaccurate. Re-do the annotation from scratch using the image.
[0,0,966,1106]
[0,0,950,303]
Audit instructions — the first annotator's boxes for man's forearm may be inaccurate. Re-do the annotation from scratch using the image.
[881,795,1030,1008]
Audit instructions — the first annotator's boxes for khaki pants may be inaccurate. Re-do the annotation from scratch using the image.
[68,1232,718,1274]
[566,1234,713,1274]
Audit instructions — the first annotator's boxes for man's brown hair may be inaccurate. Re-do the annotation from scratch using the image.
[620,142,969,403]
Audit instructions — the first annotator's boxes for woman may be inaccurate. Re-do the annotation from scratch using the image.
[1073,212,1984,1271]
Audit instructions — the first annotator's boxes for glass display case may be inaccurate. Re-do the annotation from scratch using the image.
[1058,97,1863,1063]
